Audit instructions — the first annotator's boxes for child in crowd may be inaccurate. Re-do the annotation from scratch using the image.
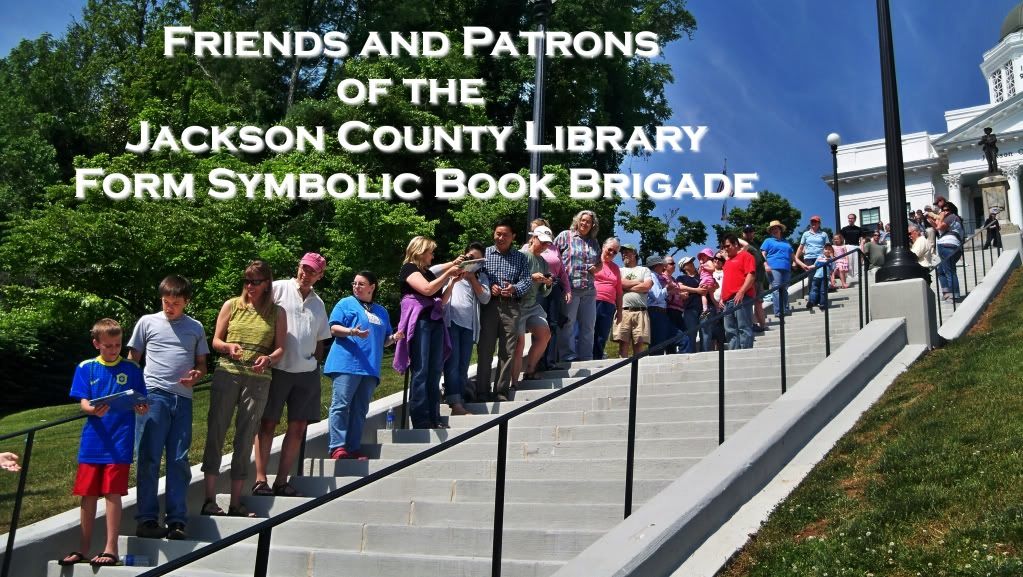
[129,275,209,541]
[696,248,719,319]
[830,234,851,289]
[60,319,148,567]
[808,243,835,311]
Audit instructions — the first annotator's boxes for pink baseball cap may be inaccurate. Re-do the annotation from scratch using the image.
[300,252,327,274]
[698,248,716,260]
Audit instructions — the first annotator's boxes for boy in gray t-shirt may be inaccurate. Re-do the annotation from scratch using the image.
[128,275,209,541]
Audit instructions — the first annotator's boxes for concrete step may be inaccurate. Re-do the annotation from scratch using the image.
[122,521,604,562]
[507,376,798,400]
[227,477,672,508]
[301,455,698,481]
[185,499,624,533]
[446,388,783,415]
[384,419,749,444]
[444,403,769,429]
[371,435,719,461]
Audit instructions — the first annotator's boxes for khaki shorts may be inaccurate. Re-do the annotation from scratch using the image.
[516,303,550,335]
[614,309,650,344]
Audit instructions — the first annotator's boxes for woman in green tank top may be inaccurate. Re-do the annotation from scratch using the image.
[201,260,287,517]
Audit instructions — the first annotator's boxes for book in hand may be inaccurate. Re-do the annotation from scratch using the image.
[89,389,147,412]
[458,258,486,273]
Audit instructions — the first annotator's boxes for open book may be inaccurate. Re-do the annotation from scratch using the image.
[89,389,148,412]
[458,258,486,273]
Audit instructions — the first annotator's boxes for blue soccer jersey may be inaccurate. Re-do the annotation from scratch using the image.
[69,357,145,464]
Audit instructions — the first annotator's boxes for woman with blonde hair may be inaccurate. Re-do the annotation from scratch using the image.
[393,236,464,429]
[202,259,287,517]
[553,210,602,362]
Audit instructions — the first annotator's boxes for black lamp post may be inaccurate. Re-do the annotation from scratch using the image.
[873,0,928,282]
[827,132,841,232]
[526,0,554,227]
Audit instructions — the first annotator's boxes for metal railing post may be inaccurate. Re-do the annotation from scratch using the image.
[935,269,944,326]
[857,253,864,329]
[400,371,411,429]
[823,290,831,357]
[718,343,725,445]
[971,237,979,289]
[865,263,870,323]
[491,421,509,577]
[779,302,787,394]
[253,528,272,577]
[624,356,640,518]
[2,431,33,577]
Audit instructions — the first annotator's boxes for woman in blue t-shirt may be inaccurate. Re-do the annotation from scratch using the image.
[323,271,404,460]
[760,220,796,319]
[796,215,829,271]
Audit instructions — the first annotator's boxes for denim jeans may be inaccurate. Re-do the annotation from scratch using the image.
[409,317,444,428]
[723,299,754,350]
[680,308,699,353]
[443,323,473,405]
[558,287,596,361]
[770,268,792,317]
[937,244,961,298]
[808,275,829,309]
[540,283,563,367]
[135,389,192,525]
[592,300,617,360]
[328,373,378,452]
[648,308,673,355]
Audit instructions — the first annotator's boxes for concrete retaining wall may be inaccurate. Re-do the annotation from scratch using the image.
[550,318,908,577]
[938,249,1021,341]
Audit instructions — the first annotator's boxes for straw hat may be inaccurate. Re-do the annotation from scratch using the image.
[767,220,787,233]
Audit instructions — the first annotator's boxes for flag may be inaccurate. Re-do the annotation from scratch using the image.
[717,159,729,221]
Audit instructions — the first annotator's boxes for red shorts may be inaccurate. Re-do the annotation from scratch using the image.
[72,463,130,497]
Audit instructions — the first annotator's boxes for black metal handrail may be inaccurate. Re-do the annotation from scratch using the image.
[138,246,871,577]
[1,413,87,577]
[5,252,869,577]
[929,225,1000,323]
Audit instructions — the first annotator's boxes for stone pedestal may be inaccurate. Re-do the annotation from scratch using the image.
[978,173,1010,225]
[869,278,938,349]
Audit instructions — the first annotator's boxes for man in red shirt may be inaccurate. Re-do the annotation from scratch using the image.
[720,234,756,350]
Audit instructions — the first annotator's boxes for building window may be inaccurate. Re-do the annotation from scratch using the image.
[1006,61,1016,98]
[860,207,881,231]
[993,68,1005,103]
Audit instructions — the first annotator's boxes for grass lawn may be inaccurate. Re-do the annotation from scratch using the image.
[719,269,1023,576]
[0,350,407,535]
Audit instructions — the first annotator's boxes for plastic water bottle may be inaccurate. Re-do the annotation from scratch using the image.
[123,554,151,566]
[385,408,395,430]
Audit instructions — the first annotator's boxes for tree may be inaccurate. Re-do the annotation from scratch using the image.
[617,198,707,260]
[713,190,802,246]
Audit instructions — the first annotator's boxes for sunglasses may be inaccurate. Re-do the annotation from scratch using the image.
[243,278,268,286]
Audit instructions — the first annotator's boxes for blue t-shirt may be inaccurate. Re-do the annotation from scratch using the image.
[324,296,393,379]
[799,230,829,260]
[69,356,145,464]
[760,237,794,271]
[813,255,833,279]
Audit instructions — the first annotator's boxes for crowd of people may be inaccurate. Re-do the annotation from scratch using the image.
[53,203,985,567]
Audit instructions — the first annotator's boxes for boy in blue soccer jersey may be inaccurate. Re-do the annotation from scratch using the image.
[59,319,148,568]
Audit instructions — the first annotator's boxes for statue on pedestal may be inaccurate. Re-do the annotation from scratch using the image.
[978,127,1000,174]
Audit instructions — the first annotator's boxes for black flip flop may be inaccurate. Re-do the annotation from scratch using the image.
[90,552,120,567]
[58,551,88,565]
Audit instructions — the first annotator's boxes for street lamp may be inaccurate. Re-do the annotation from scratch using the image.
[527,0,555,227]
[873,0,928,282]
[827,132,841,233]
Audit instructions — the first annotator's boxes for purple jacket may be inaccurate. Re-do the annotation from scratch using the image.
[393,292,451,374]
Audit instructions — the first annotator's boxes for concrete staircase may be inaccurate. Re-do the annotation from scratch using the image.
[43,283,874,577]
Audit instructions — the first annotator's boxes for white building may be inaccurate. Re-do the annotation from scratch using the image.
[825,2,1023,234]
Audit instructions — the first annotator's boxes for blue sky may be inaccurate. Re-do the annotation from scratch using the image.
[2,0,1020,251]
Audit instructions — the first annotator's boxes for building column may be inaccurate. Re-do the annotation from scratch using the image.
[1005,163,1023,228]
[942,173,962,209]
